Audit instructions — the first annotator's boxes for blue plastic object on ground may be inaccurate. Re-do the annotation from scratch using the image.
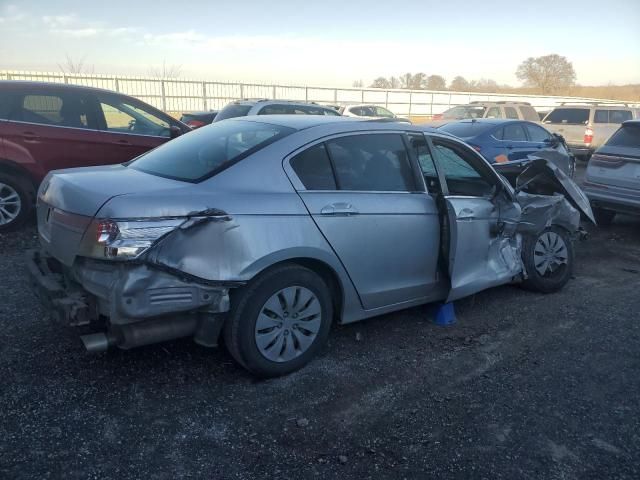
[434,302,457,326]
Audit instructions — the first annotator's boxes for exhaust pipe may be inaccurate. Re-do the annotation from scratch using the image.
[81,332,116,353]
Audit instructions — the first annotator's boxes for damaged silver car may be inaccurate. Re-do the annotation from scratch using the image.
[27,116,594,377]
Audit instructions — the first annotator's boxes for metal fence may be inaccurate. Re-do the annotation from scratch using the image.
[1,70,633,118]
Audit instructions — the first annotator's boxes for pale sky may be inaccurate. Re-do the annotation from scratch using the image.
[1,0,639,87]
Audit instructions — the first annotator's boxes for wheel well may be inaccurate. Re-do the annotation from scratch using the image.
[250,258,344,323]
[0,160,38,201]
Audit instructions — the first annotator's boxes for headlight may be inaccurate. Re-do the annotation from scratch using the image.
[91,218,184,260]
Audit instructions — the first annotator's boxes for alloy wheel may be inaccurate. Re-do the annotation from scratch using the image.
[0,182,21,226]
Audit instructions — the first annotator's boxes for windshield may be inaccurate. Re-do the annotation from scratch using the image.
[442,106,487,119]
[543,108,589,125]
[215,104,253,121]
[129,120,295,182]
[439,122,495,138]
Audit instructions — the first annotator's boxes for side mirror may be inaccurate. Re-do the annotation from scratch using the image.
[169,126,183,139]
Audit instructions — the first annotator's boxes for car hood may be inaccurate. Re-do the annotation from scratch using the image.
[516,158,596,224]
[39,164,189,217]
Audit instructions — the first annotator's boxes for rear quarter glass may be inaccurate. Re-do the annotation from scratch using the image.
[605,124,640,147]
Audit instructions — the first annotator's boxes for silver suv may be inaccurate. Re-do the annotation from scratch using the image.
[434,101,540,123]
[214,99,340,122]
[27,116,593,377]
[542,102,640,158]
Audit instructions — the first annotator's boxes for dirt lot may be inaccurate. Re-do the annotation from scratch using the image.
[1,165,639,479]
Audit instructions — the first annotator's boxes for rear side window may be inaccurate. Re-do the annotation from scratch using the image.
[290,143,337,190]
[504,107,519,119]
[594,110,632,124]
[258,104,291,115]
[443,106,486,119]
[605,124,640,147]
[519,106,540,122]
[502,123,527,141]
[129,120,294,182]
[216,104,252,121]
[485,107,501,118]
[544,108,589,125]
[326,134,416,191]
[10,93,91,128]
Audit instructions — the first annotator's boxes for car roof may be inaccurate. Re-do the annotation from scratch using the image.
[447,118,524,126]
[0,80,131,97]
[622,119,640,126]
[229,99,333,108]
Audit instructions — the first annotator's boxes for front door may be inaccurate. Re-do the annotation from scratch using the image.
[286,132,441,310]
[428,136,522,302]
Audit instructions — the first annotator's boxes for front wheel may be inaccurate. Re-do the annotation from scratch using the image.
[223,264,333,378]
[521,226,574,293]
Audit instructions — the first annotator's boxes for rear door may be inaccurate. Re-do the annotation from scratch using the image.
[496,122,531,162]
[428,136,521,302]
[286,132,441,309]
[90,92,178,165]
[2,87,103,181]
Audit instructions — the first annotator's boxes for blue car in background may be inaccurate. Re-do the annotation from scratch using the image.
[439,119,575,177]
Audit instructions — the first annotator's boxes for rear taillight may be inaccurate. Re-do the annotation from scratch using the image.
[187,120,206,129]
[432,114,443,120]
[584,127,594,146]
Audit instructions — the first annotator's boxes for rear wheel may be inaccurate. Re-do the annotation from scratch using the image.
[223,264,333,378]
[0,173,31,232]
[521,226,574,293]
[592,207,616,226]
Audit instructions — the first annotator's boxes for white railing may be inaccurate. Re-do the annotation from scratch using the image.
[1,70,633,118]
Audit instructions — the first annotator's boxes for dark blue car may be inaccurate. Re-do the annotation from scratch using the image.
[439,119,575,177]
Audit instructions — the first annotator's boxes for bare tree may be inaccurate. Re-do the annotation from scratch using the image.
[370,76,401,89]
[449,76,470,91]
[399,72,427,90]
[516,54,576,94]
[352,79,364,88]
[58,53,94,74]
[470,78,500,93]
[148,59,182,79]
[426,75,446,90]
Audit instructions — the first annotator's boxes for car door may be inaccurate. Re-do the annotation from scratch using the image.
[90,93,177,165]
[427,136,522,302]
[1,87,104,181]
[496,122,532,162]
[285,132,441,310]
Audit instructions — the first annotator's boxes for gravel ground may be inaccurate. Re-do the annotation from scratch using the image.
[1,165,639,479]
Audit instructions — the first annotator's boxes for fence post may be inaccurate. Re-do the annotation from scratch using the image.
[408,91,413,118]
[202,81,207,110]
[272,85,277,99]
[63,74,68,84]
[161,80,167,111]
[385,91,389,108]
[430,93,434,116]
[361,89,364,103]
[240,84,244,100]
[333,89,337,104]
[305,86,308,102]
[114,77,120,93]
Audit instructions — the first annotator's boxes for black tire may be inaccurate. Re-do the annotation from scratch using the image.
[223,264,333,378]
[0,172,32,233]
[521,226,574,293]
[592,207,616,227]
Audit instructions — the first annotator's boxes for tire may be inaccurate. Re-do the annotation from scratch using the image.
[592,207,616,227]
[0,172,32,233]
[223,264,333,378]
[521,226,574,293]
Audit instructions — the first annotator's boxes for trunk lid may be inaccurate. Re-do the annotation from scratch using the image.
[585,146,640,191]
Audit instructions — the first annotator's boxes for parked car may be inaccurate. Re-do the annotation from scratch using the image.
[213,99,340,122]
[28,115,593,377]
[180,110,219,129]
[0,81,190,232]
[583,119,640,225]
[541,102,640,159]
[439,119,575,177]
[339,104,410,123]
[431,101,540,124]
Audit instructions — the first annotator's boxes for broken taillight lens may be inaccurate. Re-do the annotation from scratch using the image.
[584,127,594,146]
[96,220,119,244]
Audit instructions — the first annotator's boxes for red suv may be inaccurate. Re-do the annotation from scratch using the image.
[0,81,189,231]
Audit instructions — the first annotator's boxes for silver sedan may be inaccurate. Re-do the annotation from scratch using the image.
[28,116,593,377]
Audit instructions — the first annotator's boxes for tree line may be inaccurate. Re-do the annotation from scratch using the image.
[359,54,577,95]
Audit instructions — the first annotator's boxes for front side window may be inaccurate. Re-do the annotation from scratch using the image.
[258,104,291,115]
[526,124,552,142]
[10,93,91,128]
[374,106,395,118]
[408,133,440,193]
[99,96,170,137]
[325,134,415,191]
[216,104,252,121]
[432,140,495,197]
[129,120,294,182]
[290,143,337,190]
[504,107,519,119]
[502,123,528,142]
[443,106,487,119]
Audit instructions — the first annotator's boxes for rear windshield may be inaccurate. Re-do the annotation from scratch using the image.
[544,108,589,125]
[442,106,487,120]
[439,121,495,138]
[129,120,294,182]
[605,124,640,148]
[519,106,540,122]
[215,104,253,121]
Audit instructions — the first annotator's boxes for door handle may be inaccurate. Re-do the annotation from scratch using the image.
[113,139,131,146]
[320,202,359,216]
[22,131,40,142]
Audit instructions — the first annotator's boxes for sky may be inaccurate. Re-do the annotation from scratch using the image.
[1,0,639,87]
